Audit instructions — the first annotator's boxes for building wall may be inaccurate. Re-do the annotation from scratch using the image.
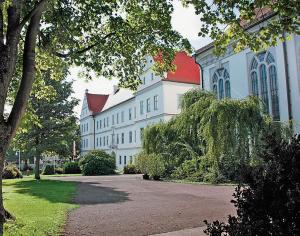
[80,68,199,169]
[196,34,300,133]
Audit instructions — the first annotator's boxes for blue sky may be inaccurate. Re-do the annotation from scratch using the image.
[70,1,212,116]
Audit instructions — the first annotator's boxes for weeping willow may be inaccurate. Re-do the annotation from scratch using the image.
[143,89,290,182]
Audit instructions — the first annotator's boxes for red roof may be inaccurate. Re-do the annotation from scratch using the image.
[86,93,109,114]
[163,51,200,85]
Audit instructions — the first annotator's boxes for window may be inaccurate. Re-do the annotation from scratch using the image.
[103,118,106,128]
[212,68,231,99]
[117,134,119,144]
[100,120,102,129]
[86,139,88,147]
[86,123,89,132]
[83,139,85,148]
[177,94,183,109]
[140,101,144,115]
[112,114,115,125]
[117,113,119,124]
[129,108,132,120]
[107,117,109,127]
[121,133,124,144]
[119,156,122,165]
[140,128,144,140]
[100,137,102,147]
[154,95,158,111]
[143,77,146,84]
[124,156,127,165]
[250,52,279,120]
[96,138,99,147]
[146,98,150,113]
[96,121,99,130]
[103,136,105,146]
[106,136,109,145]
[151,73,154,80]
[129,131,132,143]
[134,130,136,143]
[121,111,124,122]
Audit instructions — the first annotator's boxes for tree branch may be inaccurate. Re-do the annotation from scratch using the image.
[55,32,116,58]
[7,0,47,142]
[18,0,48,31]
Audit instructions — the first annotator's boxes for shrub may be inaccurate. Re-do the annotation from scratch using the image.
[123,164,140,174]
[2,165,23,179]
[147,154,165,180]
[135,151,149,174]
[80,150,115,176]
[204,135,300,235]
[64,162,81,174]
[55,167,64,174]
[42,165,55,175]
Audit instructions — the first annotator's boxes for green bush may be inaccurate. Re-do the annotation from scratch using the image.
[64,162,81,174]
[42,165,55,175]
[2,165,23,179]
[80,150,115,176]
[205,134,300,235]
[123,164,140,174]
[147,154,165,180]
[135,151,149,174]
[55,167,64,174]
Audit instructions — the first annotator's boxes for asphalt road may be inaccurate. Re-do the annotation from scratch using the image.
[52,175,235,236]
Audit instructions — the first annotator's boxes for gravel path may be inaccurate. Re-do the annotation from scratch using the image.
[51,175,235,236]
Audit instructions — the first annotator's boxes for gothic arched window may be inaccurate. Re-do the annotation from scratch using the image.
[250,52,280,120]
[212,68,231,99]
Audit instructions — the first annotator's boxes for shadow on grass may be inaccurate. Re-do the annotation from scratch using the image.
[3,179,130,205]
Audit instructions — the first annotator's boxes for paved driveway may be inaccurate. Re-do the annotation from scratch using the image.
[52,175,235,236]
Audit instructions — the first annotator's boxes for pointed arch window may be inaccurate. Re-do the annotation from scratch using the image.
[250,52,280,120]
[212,68,231,99]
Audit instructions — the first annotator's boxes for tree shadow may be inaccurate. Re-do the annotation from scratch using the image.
[3,179,130,205]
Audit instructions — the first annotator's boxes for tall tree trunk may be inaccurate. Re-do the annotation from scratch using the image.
[35,156,40,180]
[0,150,5,235]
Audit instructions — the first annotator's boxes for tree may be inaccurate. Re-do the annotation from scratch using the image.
[184,0,300,54]
[0,0,189,231]
[15,69,79,180]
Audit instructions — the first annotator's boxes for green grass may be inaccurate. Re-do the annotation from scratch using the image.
[3,177,78,236]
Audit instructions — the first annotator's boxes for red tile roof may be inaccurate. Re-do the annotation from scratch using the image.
[164,51,200,85]
[86,93,109,114]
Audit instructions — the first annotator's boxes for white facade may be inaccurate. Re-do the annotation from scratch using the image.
[195,32,300,133]
[80,54,200,169]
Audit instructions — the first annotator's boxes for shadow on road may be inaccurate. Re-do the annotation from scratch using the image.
[73,181,130,205]
[3,179,130,205]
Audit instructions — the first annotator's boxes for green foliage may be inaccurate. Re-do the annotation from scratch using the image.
[42,165,55,175]
[123,164,140,174]
[147,154,165,180]
[135,151,150,174]
[2,165,23,179]
[204,134,300,235]
[80,150,115,176]
[55,167,64,174]
[4,179,77,235]
[184,0,300,55]
[64,162,81,174]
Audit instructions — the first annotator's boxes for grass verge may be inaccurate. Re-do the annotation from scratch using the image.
[3,177,78,236]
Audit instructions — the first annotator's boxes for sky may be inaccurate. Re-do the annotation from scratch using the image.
[70,0,212,117]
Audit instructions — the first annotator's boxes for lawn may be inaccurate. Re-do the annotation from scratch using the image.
[3,177,78,236]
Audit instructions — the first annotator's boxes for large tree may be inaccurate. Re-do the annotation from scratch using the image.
[183,0,300,54]
[0,0,189,231]
[15,69,79,180]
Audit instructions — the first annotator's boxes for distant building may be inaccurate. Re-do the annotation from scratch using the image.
[194,9,300,133]
[80,52,201,168]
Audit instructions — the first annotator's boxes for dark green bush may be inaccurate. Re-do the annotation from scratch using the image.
[64,162,81,174]
[205,135,300,235]
[42,165,55,175]
[147,154,165,180]
[80,150,115,176]
[2,165,23,179]
[55,167,64,174]
[123,164,140,174]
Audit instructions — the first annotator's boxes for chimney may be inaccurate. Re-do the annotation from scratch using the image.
[113,85,119,95]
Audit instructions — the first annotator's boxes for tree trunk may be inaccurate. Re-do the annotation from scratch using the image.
[35,156,40,180]
[0,150,5,235]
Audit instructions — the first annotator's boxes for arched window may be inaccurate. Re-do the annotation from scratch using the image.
[250,52,280,120]
[212,68,230,99]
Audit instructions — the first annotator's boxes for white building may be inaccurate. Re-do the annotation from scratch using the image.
[194,10,300,133]
[80,52,200,168]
